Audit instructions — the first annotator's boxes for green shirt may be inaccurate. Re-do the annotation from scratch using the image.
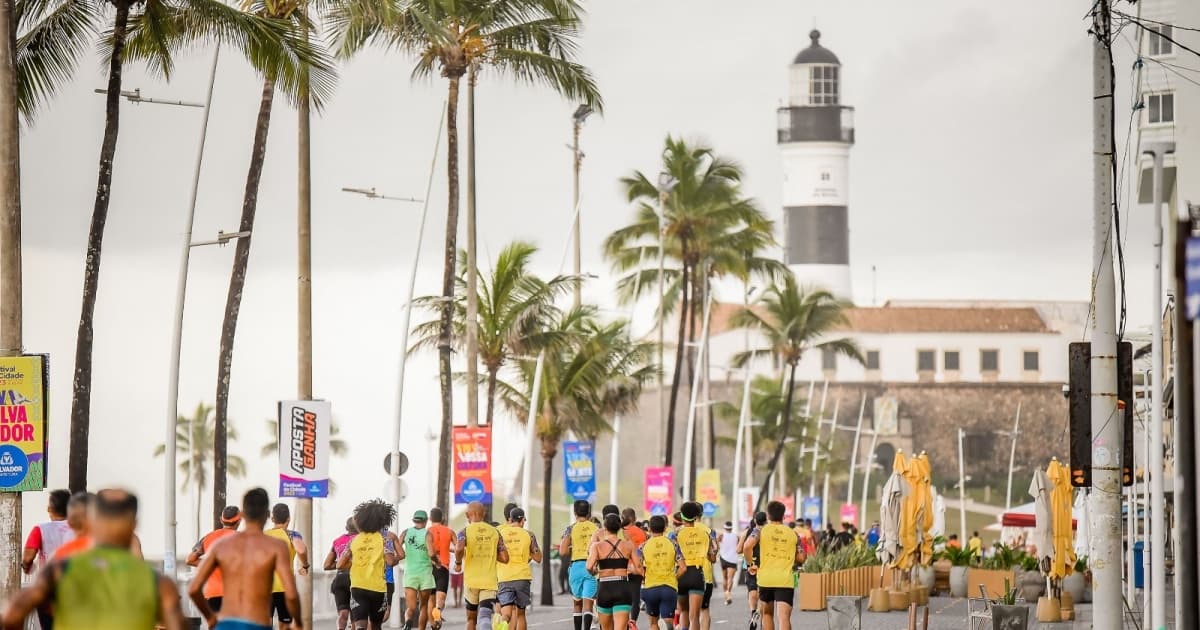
[54,546,159,630]
[403,527,433,577]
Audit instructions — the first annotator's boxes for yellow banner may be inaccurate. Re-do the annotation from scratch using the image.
[697,468,721,517]
[0,356,46,491]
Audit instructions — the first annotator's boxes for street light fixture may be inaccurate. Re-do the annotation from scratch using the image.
[341,187,423,204]
[94,87,203,108]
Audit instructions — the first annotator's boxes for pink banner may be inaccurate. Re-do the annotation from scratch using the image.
[839,503,859,527]
[644,467,673,516]
[774,495,795,522]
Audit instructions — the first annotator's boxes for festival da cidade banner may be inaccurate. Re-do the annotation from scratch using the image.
[0,356,48,492]
[278,400,331,498]
[696,468,721,517]
[644,466,673,516]
[453,426,492,505]
[562,440,596,502]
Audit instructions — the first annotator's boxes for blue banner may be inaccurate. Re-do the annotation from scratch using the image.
[563,441,596,502]
[1186,237,1200,320]
[801,496,822,525]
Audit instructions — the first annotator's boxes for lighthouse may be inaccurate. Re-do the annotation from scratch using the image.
[778,29,855,299]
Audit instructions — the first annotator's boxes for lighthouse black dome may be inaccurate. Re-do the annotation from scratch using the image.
[793,29,839,65]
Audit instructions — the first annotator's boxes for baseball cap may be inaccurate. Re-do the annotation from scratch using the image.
[413,510,429,521]
[220,506,242,525]
[510,508,526,521]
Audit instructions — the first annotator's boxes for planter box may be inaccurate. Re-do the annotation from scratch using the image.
[966,568,1016,599]
[797,572,826,611]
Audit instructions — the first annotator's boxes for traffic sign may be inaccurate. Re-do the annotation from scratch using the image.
[383,452,409,476]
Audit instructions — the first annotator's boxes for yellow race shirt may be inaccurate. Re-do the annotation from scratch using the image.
[639,536,683,590]
[755,523,800,588]
[349,532,388,593]
[265,527,298,593]
[497,525,538,582]
[670,526,712,570]
[566,521,598,562]
[460,522,506,591]
[699,524,716,583]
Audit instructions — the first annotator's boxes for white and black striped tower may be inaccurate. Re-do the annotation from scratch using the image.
[777,30,855,298]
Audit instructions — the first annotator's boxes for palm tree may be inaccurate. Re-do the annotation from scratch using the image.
[328,0,602,509]
[715,375,811,488]
[14,0,331,493]
[210,0,336,525]
[411,241,578,425]
[731,277,862,513]
[603,136,783,469]
[496,308,655,606]
[154,403,246,541]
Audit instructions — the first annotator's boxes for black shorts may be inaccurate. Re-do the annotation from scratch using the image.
[351,587,388,625]
[207,597,223,613]
[433,566,451,593]
[746,572,758,592]
[678,566,705,595]
[720,559,737,571]
[596,578,631,612]
[331,571,352,611]
[758,587,794,605]
[627,574,643,620]
[702,583,713,610]
[387,582,395,606]
[271,592,294,623]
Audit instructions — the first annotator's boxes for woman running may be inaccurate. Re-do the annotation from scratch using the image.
[586,514,636,630]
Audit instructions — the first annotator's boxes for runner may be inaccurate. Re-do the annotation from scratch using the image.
[497,507,541,630]
[586,514,636,630]
[449,549,464,608]
[635,515,684,630]
[338,499,399,630]
[456,501,509,630]
[2,489,186,630]
[621,508,648,628]
[184,506,243,613]
[266,503,310,630]
[427,507,455,626]
[22,489,73,575]
[398,510,436,630]
[325,518,358,630]
[559,500,598,630]
[51,492,95,560]
[189,488,302,630]
[717,522,738,606]
[737,512,767,630]
[693,504,718,630]
[742,501,805,630]
[667,502,714,630]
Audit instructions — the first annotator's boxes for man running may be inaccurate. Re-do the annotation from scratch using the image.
[190,488,302,630]
[325,518,358,630]
[2,489,186,630]
[717,522,739,606]
[339,499,399,630]
[621,508,648,628]
[51,492,95,560]
[22,489,73,575]
[398,510,436,630]
[738,512,767,630]
[457,501,509,630]
[668,502,714,630]
[742,501,805,630]
[185,506,243,613]
[427,507,455,627]
[266,503,310,630]
[635,515,685,630]
[497,507,541,630]
[560,500,598,630]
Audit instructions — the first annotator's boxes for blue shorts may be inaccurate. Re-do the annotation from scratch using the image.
[215,619,271,630]
[641,585,678,619]
[568,560,598,600]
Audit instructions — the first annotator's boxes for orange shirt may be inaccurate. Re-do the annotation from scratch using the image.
[52,535,91,560]
[428,524,453,567]
[623,525,648,548]
[194,528,238,598]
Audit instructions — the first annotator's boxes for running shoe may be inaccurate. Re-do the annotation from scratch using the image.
[628,620,638,630]
[748,610,760,630]
[430,607,443,630]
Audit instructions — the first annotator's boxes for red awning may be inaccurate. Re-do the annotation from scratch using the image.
[1000,512,1078,529]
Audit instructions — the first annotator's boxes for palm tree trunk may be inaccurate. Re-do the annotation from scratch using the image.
[435,76,463,511]
[687,266,702,493]
[485,365,498,426]
[755,362,797,514]
[213,76,275,528]
[663,260,690,467]
[67,0,133,493]
[539,437,557,607]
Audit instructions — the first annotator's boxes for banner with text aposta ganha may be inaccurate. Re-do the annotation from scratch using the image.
[278,400,331,498]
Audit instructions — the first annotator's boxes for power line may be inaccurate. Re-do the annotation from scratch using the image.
[1114,12,1200,61]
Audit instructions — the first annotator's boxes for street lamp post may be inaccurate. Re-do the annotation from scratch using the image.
[655,173,677,465]
[570,104,593,309]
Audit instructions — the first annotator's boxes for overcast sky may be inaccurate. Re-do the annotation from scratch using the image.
[16,0,1158,552]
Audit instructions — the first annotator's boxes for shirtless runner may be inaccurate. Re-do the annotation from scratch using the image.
[190,488,303,630]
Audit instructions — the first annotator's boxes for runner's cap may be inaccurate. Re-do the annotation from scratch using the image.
[221,506,242,525]
[413,510,428,521]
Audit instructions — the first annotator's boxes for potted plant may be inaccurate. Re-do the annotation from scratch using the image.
[1017,554,1044,602]
[990,578,1029,630]
[968,543,1019,599]
[1062,556,1086,603]
[938,545,973,597]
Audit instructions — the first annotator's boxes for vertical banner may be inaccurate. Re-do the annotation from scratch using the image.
[644,467,673,516]
[453,426,492,505]
[278,400,331,498]
[801,495,822,525]
[735,487,760,528]
[0,356,48,491]
[774,495,795,522]
[562,440,596,502]
[839,503,858,527]
[696,469,721,517]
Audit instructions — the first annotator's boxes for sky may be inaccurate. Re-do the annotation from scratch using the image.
[14,0,1160,554]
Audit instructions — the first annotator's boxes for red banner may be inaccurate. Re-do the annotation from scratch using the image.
[453,427,492,504]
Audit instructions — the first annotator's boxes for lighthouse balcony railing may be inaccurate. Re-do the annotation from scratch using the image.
[776,105,855,144]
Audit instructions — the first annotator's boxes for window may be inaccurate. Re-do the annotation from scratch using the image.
[866,350,880,371]
[981,349,999,372]
[1149,25,1174,57]
[808,65,839,105]
[822,347,837,370]
[944,350,960,371]
[965,432,993,460]
[1147,93,1174,125]
[1024,351,1040,371]
[917,350,935,372]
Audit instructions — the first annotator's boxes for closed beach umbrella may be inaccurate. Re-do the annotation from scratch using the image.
[916,453,935,565]
[877,453,908,568]
[1028,467,1053,570]
[931,489,946,538]
[1048,458,1077,579]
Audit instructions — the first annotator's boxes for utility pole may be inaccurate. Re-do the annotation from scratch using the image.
[570,105,592,309]
[1174,205,1198,629]
[0,0,23,600]
[957,429,967,543]
[465,67,479,431]
[1144,142,1173,629]
[295,42,315,630]
[1088,3,1122,626]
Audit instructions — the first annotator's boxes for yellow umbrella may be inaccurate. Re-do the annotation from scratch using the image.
[916,453,935,566]
[1047,458,1077,580]
[894,450,917,570]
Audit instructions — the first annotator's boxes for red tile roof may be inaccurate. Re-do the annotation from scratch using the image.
[708,303,1049,336]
